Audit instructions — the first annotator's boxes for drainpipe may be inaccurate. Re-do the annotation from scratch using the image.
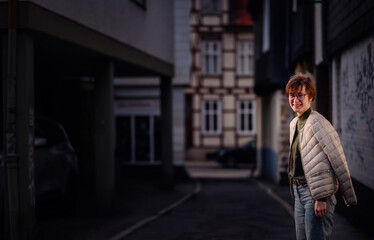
[284,0,289,71]
[321,0,329,64]
[4,0,21,239]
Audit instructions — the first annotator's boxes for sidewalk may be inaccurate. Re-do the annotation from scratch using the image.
[35,176,197,240]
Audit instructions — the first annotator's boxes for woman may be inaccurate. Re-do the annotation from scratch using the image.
[285,73,357,240]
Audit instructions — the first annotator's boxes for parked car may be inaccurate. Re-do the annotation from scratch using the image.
[0,117,78,216]
[215,140,257,169]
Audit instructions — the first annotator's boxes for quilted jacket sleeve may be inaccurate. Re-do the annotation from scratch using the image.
[311,117,357,206]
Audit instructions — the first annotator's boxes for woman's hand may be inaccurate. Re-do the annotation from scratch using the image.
[314,200,327,217]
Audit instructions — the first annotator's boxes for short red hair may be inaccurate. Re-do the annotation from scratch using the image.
[285,73,316,101]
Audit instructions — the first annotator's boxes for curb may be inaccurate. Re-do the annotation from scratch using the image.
[107,180,201,240]
[256,180,294,218]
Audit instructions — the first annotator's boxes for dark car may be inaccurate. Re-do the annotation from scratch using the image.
[216,140,257,169]
[0,118,78,216]
[34,118,78,205]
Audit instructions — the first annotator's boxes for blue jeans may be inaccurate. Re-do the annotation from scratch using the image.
[293,184,336,240]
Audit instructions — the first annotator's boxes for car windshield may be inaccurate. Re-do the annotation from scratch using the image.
[243,141,256,148]
[35,119,66,148]
[0,118,67,151]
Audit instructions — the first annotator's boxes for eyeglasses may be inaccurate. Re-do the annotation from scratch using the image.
[289,93,307,101]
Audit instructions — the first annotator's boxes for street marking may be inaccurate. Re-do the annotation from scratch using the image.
[107,180,201,240]
[256,181,294,218]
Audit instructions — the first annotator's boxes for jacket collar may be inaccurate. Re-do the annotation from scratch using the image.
[289,110,316,145]
[290,117,298,145]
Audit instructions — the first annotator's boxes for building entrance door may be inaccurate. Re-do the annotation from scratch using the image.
[116,115,160,164]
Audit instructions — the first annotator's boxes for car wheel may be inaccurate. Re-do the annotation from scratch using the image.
[225,156,237,168]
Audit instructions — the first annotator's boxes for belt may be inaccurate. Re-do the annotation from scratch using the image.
[292,178,307,186]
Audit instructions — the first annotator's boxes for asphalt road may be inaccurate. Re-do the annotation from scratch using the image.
[120,161,371,240]
[124,177,296,240]
[34,161,371,240]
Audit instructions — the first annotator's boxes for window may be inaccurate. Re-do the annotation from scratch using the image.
[237,100,256,135]
[202,0,220,14]
[202,100,221,135]
[262,0,270,53]
[201,41,221,75]
[292,0,298,13]
[236,40,254,76]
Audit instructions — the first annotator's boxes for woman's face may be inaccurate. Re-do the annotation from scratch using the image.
[289,85,312,116]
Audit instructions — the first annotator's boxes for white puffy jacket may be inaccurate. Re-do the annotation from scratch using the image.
[289,111,357,206]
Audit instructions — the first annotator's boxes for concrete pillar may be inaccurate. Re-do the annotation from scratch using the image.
[16,32,35,240]
[94,61,115,213]
[260,91,282,183]
[3,31,35,239]
[160,77,174,189]
[172,87,185,166]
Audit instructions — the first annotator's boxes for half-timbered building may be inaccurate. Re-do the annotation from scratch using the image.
[186,0,258,161]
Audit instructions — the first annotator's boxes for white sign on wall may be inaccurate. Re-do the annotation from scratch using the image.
[115,100,160,116]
